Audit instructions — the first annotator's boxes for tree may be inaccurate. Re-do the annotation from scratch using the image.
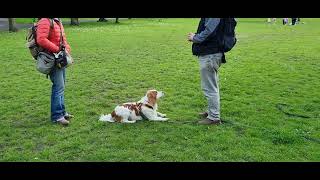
[70,18,79,25]
[115,18,119,23]
[8,18,18,32]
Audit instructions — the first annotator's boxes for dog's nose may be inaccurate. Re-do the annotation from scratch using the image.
[157,91,164,98]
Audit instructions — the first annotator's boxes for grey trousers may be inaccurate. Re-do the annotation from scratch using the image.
[198,53,223,120]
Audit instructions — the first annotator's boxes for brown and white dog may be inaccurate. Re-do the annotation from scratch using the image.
[99,90,168,123]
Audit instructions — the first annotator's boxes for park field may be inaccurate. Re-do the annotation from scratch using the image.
[0,18,319,161]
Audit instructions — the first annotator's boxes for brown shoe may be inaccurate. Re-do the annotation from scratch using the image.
[198,112,208,118]
[56,117,70,126]
[198,118,221,125]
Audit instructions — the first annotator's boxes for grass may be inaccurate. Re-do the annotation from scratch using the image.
[0,18,319,162]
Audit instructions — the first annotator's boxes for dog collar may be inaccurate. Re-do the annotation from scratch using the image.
[145,104,154,110]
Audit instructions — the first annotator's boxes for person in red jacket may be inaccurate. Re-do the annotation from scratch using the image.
[36,18,73,126]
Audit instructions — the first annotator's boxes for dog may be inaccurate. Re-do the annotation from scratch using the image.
[99,90,168,123]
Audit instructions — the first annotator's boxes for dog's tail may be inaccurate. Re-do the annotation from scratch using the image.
[99,114,114,122]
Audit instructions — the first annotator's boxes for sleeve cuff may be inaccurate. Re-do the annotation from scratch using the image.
[192,35,202,43]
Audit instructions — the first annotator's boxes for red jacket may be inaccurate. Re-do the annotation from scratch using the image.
[36,18,71,54]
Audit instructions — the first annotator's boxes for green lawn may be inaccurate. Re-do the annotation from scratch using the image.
[0,18,319,161]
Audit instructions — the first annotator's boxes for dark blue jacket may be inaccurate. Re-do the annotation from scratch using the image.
[192,18,225,62]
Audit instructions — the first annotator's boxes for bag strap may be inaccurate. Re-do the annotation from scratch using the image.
[56,19,65,51]
[47,18,54,40]
[219,18,226,52]
[49,19,54,29]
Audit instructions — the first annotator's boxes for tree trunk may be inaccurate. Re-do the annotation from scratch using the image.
[70,18,79,25]
[8,18,18,32]
[115,18,119,23]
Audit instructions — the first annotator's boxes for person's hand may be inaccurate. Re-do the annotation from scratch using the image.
[187,33,195,42]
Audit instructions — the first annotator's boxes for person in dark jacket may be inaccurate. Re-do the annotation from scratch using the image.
[187,18,224,125]
[97,18,108,22]
[291,18,297,25]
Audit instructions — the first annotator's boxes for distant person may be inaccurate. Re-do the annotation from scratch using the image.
[267,18,276,23]
[283,18,289,25]
[98,18,108,22]
[36,18,73,126]
[297,18,301,24]
[291,18,297,25]
[296,18,304,24]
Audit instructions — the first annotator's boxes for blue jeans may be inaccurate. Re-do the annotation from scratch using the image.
[49,67,66,122]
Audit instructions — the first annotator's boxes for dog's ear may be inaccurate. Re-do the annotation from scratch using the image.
[147,90,157,106]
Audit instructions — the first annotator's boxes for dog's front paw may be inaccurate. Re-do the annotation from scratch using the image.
[157,113,167,118]
[161,118,169,121]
